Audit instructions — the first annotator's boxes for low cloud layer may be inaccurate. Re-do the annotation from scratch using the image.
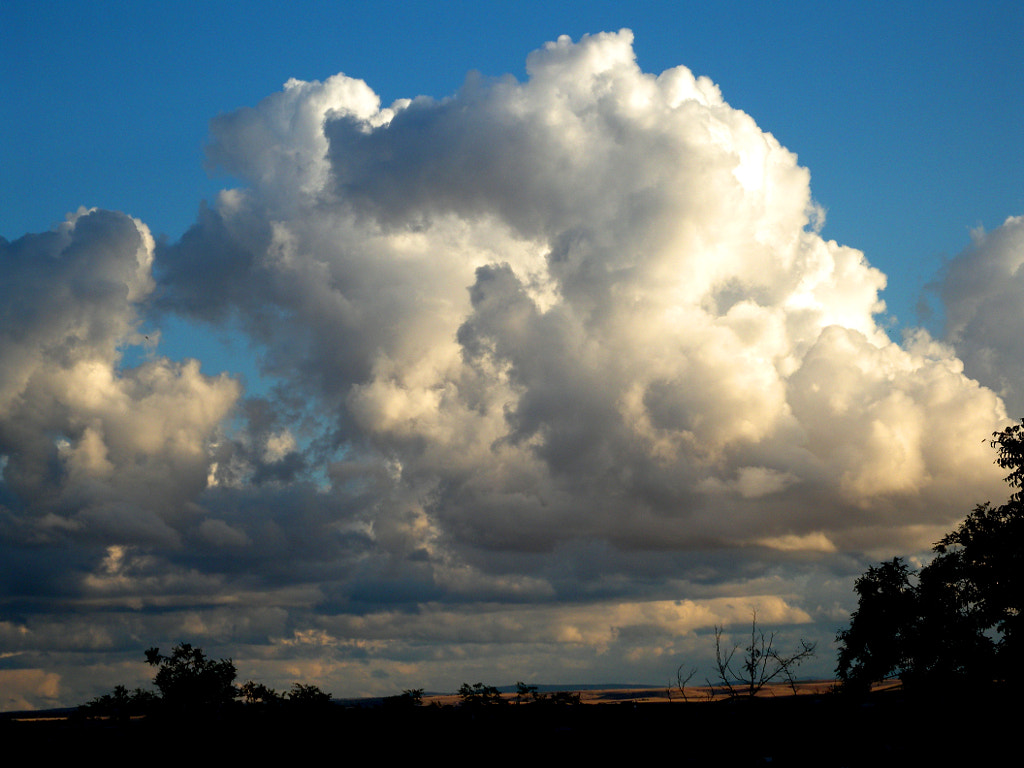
[1,31,1019,708]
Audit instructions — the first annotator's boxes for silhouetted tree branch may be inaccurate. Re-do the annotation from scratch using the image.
[676,663,697,702]
[710,611,815,698]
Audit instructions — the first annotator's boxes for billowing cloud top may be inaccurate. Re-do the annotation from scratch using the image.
[166,30,1005,553]
[1,30,1018,708]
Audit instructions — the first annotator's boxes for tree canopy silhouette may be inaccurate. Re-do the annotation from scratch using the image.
[78,642,343,723]
[837,421,1024,692]
[458,682,506,707]
[145,643,238,712]
[80,684,159,720]
[286,682,333,708]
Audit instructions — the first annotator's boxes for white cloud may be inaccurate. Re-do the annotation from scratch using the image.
[162,29,1007,560]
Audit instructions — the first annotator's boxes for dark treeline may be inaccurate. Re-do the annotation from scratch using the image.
[6,677,1015,766]
[74,642,335,722]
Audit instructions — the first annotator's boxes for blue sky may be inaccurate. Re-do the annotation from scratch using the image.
[1,1,1023,709]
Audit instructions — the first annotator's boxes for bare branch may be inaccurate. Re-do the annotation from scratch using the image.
[676,663,697,702]
[712,624,739,699]
[707,610,816,699]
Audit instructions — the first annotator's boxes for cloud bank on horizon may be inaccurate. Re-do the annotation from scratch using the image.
[2,30,1022,709]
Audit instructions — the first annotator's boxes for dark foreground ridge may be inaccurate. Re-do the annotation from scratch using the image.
[3,684,1014,767]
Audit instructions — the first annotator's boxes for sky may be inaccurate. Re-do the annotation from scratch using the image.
[1,1,1022,709]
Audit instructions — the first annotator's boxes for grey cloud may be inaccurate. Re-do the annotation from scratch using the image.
[941,215,1024,414]
[0,209,239,603]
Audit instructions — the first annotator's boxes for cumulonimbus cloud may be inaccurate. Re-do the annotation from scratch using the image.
[1,29,1018,707]
[162,29,1006,560]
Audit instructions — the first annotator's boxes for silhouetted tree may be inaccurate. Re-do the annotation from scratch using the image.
[239,680,282,706]
[533,689,581,706]
[79,684,158,720]
[383,688,424,708]
[145,643,237,713]
[837,543,1002,692]
[931,504,1023,673]
[514,681,538,704]
[837,421,1024,691]
[675,663,698,702]
[708,611,815,698]
[835,558,918,692]
[286,682,333,708]
[458,682,506,707]
[930,424,1024,676]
